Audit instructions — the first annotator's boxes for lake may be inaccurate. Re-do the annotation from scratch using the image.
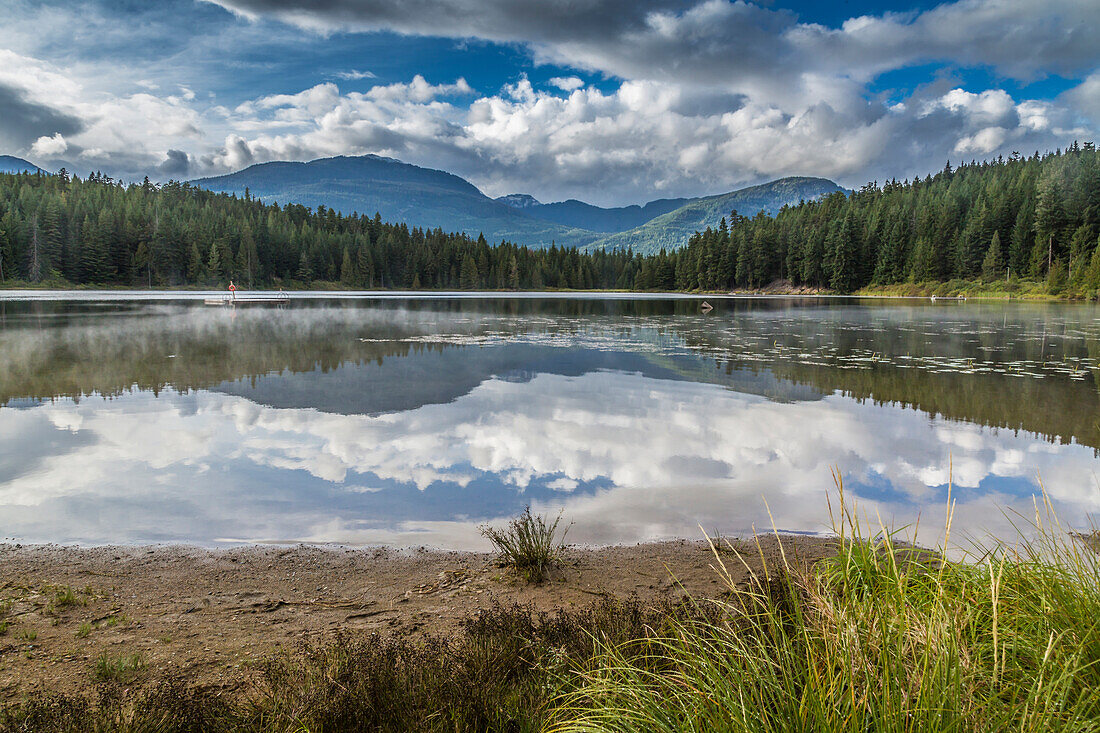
[1,293,1098,550]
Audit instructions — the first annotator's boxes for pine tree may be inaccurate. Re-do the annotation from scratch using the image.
[508,254,520,290]
[207,241,221,285]
[340,247,355,287]
[27,214,42,282]
[296,249,312,284]
[827,216,858,292]
[981,231,1005,282]
[459,253,479,290]
[187,242,204,282]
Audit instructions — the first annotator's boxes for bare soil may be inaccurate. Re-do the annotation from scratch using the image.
[0,535,836,699]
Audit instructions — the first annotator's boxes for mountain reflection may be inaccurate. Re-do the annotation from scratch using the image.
[0,297,1098,549]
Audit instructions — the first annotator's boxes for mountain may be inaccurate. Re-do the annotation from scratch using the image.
[190,154,843,253]
[494,193,541,209]
[499,195,691,233]
[0,155,44,174]
[191,155,594,249]
[584,177,845,254]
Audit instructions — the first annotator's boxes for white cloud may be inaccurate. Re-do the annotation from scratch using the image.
[0,0,1096,203]
[196,74,1087,204]
[548,76,584,91]
[335,69,377,80]
[207,0,1100,88]
[31,132,68,157]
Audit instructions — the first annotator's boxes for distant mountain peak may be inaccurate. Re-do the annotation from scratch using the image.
[496,193,542,209]
[0,155,45,174]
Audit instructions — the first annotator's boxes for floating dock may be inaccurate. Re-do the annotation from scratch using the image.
[204,292,290,306]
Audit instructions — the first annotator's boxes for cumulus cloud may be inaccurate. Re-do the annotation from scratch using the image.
[191,73,1087,204]
[30,132,69,157]
[0,48,208,178]
[1062,71,1100,127]
[157,148,192,177]
[180,1,1095,201]
[548,76,584,91]
[205,0,1100,89]
[0,81,83,153]
[2,0,1097,203]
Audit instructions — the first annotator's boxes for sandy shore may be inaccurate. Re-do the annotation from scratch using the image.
[0,536,837,699]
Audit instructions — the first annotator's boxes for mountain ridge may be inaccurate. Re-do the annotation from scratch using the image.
[583,177,845,254]
[191,155,595,249]
[189,154,844,252]
[499,195,693,233]
[0,155,45,174]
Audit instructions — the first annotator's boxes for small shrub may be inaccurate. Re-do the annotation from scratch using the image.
[75,622,92,639]
[17,628,36,642]
[480,507,568,583]
[92,653,145,685]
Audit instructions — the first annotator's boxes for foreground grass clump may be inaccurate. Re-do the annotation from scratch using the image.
[553,490,1100,732]
[481,506,569,583]
[0,598,681,733]
[92,654,145,685]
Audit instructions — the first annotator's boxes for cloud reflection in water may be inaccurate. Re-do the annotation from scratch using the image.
[1,363,1096,551]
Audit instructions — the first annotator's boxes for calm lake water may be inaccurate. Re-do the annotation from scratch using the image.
[1,293,1098,550]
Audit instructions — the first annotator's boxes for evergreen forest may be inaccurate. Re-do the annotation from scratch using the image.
[1,143,1098,294]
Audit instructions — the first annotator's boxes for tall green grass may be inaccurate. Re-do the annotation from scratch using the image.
[551,477,1100,732]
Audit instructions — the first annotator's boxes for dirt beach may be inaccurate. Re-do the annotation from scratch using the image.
[0,536,837,700]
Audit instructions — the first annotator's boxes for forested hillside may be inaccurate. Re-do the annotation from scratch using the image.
[639,144,1100,292]
[585,177,844,254]
[0,170,636,290]
[1,144,1097,294]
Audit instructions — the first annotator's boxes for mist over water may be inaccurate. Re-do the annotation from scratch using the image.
[1,295,1098,551]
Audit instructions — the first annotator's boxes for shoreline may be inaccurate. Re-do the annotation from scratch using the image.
[0,285,1089,302]
[0,536,838,700]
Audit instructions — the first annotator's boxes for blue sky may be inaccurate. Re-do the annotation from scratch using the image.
[0,0,1097,205]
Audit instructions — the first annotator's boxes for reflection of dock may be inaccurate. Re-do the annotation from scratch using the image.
[204,292,290,307]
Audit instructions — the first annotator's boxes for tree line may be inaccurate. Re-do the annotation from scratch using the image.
[643,142,1100,293]
[1,143,1097,293]
[0,170,639,290]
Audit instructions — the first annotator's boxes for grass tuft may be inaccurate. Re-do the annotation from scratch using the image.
[480,506,568,583]
[92,653,145,685]
[51,586,86,609]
